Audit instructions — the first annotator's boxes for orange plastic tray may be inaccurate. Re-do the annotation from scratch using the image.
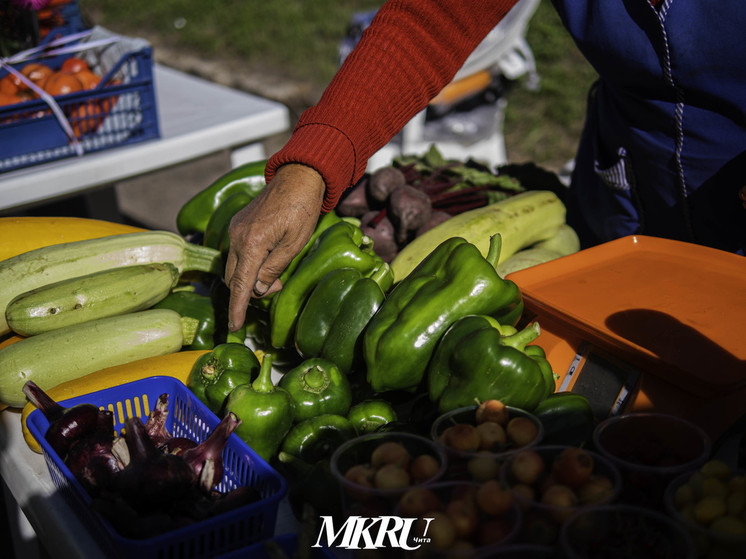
[509,235,746,397]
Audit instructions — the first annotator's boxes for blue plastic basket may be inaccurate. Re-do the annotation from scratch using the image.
[26,375,287,559]
[0,26,160,173]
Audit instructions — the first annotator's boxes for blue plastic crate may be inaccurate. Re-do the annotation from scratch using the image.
[0,26,160,173]
[26,375,287,559]
[37,0,85,41]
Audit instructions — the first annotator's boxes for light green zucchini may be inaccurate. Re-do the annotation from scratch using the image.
[390,190,566,282]
[496,224,581,278]
[0,231,221,336]
[532,223,580,256]
[497,247,566,278]
[6,263,179,336]
[0,309,197,408]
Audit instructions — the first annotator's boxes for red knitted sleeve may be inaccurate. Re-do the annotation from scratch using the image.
[265,0,520,212]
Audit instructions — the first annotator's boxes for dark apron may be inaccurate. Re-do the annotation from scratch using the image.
[552,0,746,254]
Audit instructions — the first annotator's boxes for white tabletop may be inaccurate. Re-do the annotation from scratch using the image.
[0,64,290,211]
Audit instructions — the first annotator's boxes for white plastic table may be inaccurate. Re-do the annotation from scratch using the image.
[0,64,290,212]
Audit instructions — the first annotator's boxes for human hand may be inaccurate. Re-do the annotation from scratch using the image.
[224,163,325,331]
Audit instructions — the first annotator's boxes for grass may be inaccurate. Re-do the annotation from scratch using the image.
[78,0,597,172]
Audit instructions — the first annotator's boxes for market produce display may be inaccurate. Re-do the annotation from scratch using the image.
[5,155,730,558]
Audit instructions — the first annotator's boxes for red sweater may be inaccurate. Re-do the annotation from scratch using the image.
[265,0,517,211]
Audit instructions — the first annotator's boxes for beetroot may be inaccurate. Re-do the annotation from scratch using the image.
[361,210,398,262]
[337,178,370,217]
[416,210,451,236]
[368,166,407,203]
[387,185,432,245]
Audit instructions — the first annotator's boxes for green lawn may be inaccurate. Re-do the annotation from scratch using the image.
[79,0,597,171]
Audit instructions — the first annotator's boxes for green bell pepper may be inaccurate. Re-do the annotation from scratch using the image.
[153,289,247,350]
[347,399,398,435]
[249,210,344,311]
[294,266,390,373]
[202,191,255,256]
[279,413,355,463]
[363,234,524,393]
[525,344,558,399]
[278,358,352,422]
[224,354,296,461]
[532,392,595,446]
[427,315,553,413]
[176,159,267,237]
[187,342,260,415]
[270,221,389,349]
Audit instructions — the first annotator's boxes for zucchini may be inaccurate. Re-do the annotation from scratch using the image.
[391,190,566,282]
[497,247,565,278]
[0,216,144,262]
[532,223,580,256]
[0,231,221,336]
[0,309,198,408]
[496,224,580,278]
[6,263,179,336]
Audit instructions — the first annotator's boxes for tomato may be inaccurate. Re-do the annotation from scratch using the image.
[0,73,24,96]
[60,57,90,75]
[43,72,83,96]
[21,63,54,88]
[74,70,101,90]
[0,93,24,107]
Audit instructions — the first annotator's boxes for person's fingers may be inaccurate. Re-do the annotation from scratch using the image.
[226,244,265,331]
[224,163,326,330]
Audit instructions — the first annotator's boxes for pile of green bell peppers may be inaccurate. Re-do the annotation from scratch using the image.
[270,220,392,349]
[363,234,524,393]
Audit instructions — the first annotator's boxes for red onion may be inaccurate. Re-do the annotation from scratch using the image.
[114,416,197,512]
[144,392,172,447]
[182,412,241,492]
[159,436,198,456]
[65,428,120,493]
[23,380,113,459]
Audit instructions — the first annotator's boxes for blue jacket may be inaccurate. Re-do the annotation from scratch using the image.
[554,0,746,254]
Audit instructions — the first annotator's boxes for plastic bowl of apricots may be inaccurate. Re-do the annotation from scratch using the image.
[394,481,522,558]
[500,445,622,546]
[330,432,448,518]
[430,399,544,482]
